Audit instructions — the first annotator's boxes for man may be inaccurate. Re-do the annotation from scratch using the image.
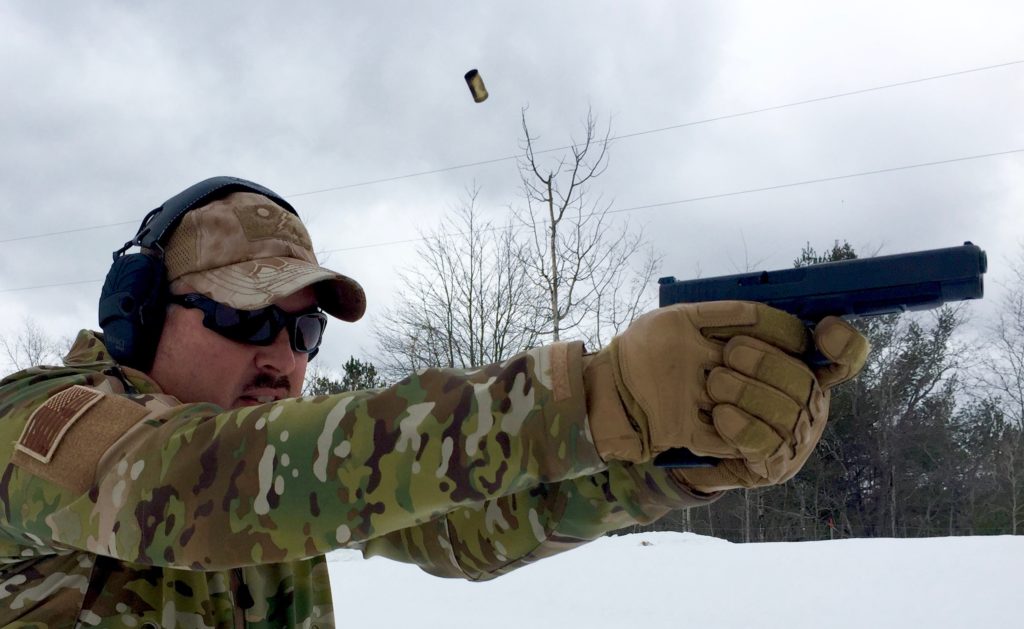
[0,177,868,627]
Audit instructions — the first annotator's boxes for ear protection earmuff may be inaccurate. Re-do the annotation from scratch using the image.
[98,176,297,370]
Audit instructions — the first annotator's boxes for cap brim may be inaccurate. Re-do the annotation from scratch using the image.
[177,256,366,322]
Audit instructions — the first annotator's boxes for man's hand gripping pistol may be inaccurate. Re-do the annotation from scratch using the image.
[582,244,985,493]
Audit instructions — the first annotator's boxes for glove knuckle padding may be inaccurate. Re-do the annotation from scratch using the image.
[616,301,808,449]
[703,315,862,487]
[707,368,802,434]
[694,301,809,355]
[710,404,782,461]
[677,365,832,492]
[723,336,816,404]
[587,301,844,481]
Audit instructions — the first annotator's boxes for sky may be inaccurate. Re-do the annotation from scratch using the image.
[327,531,1023,628]
[0,1,1022,370]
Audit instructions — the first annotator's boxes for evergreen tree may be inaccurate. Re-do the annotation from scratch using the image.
[305,357,385,396]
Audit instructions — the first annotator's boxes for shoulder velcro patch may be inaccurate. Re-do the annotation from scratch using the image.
[13,385,149,494]
[16,385,104,463]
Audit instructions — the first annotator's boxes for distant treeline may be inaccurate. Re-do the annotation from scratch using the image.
[627,243,1024,541]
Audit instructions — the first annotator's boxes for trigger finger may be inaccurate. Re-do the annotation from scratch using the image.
[722,336,817,404]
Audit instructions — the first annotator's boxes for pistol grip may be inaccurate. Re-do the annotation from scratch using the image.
[653,448,719,468]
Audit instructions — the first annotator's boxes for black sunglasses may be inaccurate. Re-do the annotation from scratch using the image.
[169,293,327,358]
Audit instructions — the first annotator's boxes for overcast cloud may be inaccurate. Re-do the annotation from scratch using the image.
[1,1,1021,368]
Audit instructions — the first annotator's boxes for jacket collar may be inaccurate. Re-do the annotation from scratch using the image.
[64,330,164,395]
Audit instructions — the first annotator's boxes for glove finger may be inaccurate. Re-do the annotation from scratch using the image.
[714,403,823,485]
[813,316,870,389]
[722,335,817,404]
[684,301,809,356]
[711,404,784,471]
[679,409,746,460]
[672,458,767,493]
[707,366,806,438]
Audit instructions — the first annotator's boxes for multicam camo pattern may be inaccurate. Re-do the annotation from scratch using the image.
[0,331,715,627]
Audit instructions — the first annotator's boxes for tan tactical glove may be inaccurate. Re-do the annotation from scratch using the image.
[583,301,869,492]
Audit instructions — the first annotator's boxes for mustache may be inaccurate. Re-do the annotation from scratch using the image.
[243,372,292,393]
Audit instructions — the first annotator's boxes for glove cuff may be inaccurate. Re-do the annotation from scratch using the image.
[583,343,648,463]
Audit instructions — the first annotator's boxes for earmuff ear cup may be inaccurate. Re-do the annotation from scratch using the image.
[98,253,168,370]
[101,178,297,371]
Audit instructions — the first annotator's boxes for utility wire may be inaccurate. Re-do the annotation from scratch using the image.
[1,58,1021,246]
[0,221,137,245]
[607,58,1024,144]
[285,58,1024,198]
[6,146,1018,293]
[0,279,107,293]
[315,147,1024,254]
[602,147,1024,216]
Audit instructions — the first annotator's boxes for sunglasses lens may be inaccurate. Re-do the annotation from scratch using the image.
[180,294,325,353]
[214,303,277,345]
[293,314,326,353]
[212,303,242,328]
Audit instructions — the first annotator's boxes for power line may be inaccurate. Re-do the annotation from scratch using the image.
[603,147,1024,216]
[607,58,1024,144]
[2,57,1021,247]
[0,220,137,245]
[0,278,105,293]
[285,58,1024,198]
[6,145,1017,293]
[315,147,1023,254]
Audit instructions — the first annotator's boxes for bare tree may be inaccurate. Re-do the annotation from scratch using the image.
[0,318,68,372]
[374,186,543,380]
[978,249,1024,426]
[973,245,1024,533]
[373,109,662,380]
[513,106,660,348]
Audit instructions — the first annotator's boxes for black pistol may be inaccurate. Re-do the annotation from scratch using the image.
[653,242,987,468]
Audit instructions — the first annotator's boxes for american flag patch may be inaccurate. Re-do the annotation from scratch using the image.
[15,385,104,463]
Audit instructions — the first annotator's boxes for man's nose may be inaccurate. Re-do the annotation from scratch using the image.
[254,328,297,374]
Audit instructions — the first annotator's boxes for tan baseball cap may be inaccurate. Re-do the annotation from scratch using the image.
[161,191,365,321]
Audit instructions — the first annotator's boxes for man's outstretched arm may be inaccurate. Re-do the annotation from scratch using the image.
[363,459,716,580]
[1,341,604,570]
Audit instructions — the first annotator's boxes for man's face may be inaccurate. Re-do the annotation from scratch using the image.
[147,286,317,409]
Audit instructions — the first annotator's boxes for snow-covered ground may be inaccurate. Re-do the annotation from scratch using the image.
[327,532,1021,628]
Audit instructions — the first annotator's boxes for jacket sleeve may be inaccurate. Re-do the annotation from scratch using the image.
[361,460,719,580]
[0,342,609,570]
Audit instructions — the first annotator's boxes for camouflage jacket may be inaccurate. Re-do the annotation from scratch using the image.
[0,331,716,627]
